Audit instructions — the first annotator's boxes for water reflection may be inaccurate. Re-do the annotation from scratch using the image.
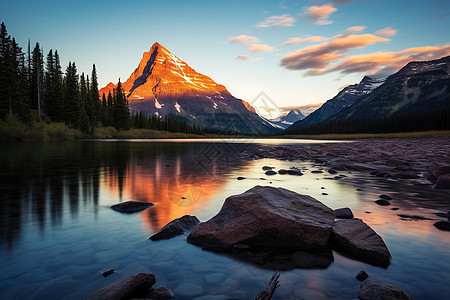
[0,141,252,249]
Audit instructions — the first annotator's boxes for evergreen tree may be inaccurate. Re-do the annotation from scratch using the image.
[90,64,102,126]
[64,62,80,127]
[101,92,107,126]
[30,42,44,120]
[0,22,11,118]
[112,80,130,130]
[107,91,113,126]
[52,50,64,121]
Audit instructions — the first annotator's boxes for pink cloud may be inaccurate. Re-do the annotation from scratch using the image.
[236,55,262,61]
[375,27,398,37]
[256,14,296,28]
[283,36,329,46]
[303,3,337,25]
[229,35,274,53]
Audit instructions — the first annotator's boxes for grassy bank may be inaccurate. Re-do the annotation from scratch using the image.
[280,130,450,140]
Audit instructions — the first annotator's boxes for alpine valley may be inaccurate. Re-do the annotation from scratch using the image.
[99,43,281,134]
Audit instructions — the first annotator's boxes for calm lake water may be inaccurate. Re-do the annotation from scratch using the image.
[1,139,449,299]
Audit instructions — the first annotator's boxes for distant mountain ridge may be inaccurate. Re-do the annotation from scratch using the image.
[269,109,305,129]
[290,76,386,129]
[330,56,450,120]
[99,42,280,134]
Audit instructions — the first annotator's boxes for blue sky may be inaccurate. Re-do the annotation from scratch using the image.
[1,0,449,110]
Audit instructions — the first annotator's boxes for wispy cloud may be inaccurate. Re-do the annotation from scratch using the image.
[375,27,398,37]
[229,35,274,53]
[283,36,329,46]
[302,3,337,25]
[280,33,391,75]
[256,14,296,27]
[236,55,262,61]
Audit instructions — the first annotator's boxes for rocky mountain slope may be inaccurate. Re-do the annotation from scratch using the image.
[269,109,305,129]
[99,42,280,134]
[291,76,386,129]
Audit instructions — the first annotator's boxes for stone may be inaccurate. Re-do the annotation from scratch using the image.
[102,269,114,277]
[379,194,392,200]
[331,218,391,268]
[334,208,354,219]
[278,169,287,174]
[322,193,328,195]
[448,211,450,222]
[328,168,338,174]
[391,208,399,211]
[149,215,200,241]
[147,286,174,299]
[358,279,414,300]
[430,165,450,179]
[262,166,273,171]
[265,170,277,176]
[435,174,450,189]
[311,170,324,174]
[188,186,335,253]
[111,201,154,213]
[286,169,303,176]
[356,270,369,281]
[375,200,390,206]
[237,177,246,180]
[433,221,450,231]
[84,273,156,300]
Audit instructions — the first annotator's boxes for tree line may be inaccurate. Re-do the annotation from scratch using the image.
[0,22,199,135]
[284,108,450,135]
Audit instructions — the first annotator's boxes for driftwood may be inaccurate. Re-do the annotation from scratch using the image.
[252,272,280,300]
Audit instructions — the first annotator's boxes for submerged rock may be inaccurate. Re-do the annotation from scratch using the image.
[397,214,433,221]
[334,208,354,219]
[358,279,414,300]
[433,221,450,231]
[188,186,335,253]
[356,270,369,281]
[147,286,174,299]
[265,171,277,176]
[149,215,200,241]
[379,194,392,200]
[277,169,288,174]
[84,273,156,300]
[262,166,274,171]
[331,218,391,268]
[102,268,114,277]
[286,169,303,176]
[375,200,390,206]
[111,201,154,213]
[435,174,450,189]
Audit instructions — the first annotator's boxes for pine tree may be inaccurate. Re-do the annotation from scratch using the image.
[90,64,101,126]
[30,42,44,120]
[112,80,130,130]
[107,91,113,126]
[52,50,64,121]
[64,62,80,127]
[0,22,11,118]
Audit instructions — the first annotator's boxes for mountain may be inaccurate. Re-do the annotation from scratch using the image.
[329,56,450,120]
[99,42,280,134]
[269,109,305,129]
[290,76,386,129]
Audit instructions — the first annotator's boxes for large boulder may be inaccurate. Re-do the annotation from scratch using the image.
[84,273,156,300]
[111,201,154,213]
[187,186,335,253]
[334,207,354,219]
[331,218,391,268]
[149,215,200,241]
[358,279,414,300]
[435,173,450,189]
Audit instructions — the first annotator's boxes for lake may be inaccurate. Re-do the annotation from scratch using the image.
[1,139,449,299]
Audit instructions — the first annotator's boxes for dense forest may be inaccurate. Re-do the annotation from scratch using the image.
[0,22,200,140]
[283,109,450,135]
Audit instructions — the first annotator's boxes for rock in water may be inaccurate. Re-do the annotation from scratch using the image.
[358,279,414,300]
[111,201,154,213]
[147,286,174,299]
[187,186,335,253]
[102,269,114,277]
[84,273,156,300]
[375,200,390,206]
[334,208,354,219]
[356,270,369,281]
[435,174,450,189]
[149,215,200,241]
[331,218,391,268]
[265,171,277,176]
[433,221,450,231]
[379,194,392,200]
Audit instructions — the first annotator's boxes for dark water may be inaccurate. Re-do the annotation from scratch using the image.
[0,140,449,299]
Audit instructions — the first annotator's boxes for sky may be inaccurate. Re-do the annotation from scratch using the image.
[1,0,450,112]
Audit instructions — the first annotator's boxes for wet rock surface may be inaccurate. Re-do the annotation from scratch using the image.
[433,221,450,231]
[111,201,154,213]
[334,208,354,219]
[331,218,391,268]
[84,273,156,300]
[188,186,335,253]
[358,279,414,300]
[149,215,200,241]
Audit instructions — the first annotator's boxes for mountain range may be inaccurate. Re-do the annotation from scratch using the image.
[99,42,280,134]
